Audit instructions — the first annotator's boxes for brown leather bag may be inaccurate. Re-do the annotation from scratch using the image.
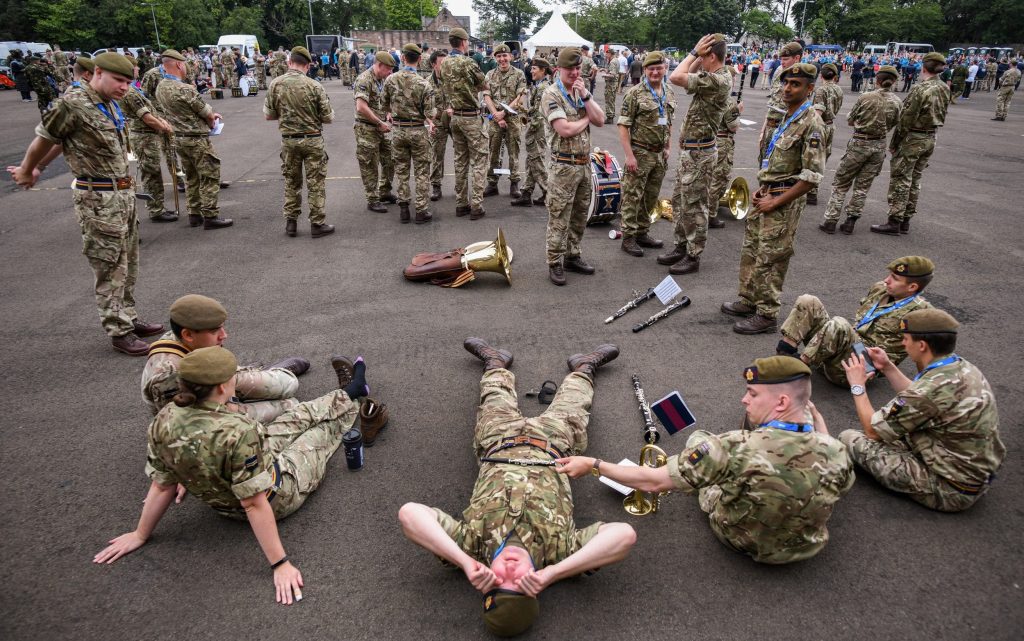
[403,249,475,288]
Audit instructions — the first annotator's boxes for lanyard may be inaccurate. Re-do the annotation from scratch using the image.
[555,77,584,109]
[491,530,536,567]
[760,420,813,433]
[856,294,918,329]
[402,65,416,73]
[71,81,80,88]
[643,77,666,117]
[96,100,125,132]
[763,100,810,167]
[913,354,960,381]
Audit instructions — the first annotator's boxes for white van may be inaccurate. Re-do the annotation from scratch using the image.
[1,41,53,60]
[216,35,261,61]
[863,44,886,57]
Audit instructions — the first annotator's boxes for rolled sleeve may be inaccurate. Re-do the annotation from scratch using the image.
[231,469,274,500]
[547,108,567,123]
[799,126,826,184]
[35,122,62,145]
[666,430,731,494]
[228,427,274,499]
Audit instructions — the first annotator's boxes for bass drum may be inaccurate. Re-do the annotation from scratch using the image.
[240,76,258,96]
[586,150,622,225]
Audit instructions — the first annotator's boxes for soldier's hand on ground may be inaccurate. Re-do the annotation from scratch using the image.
[7,165,39,189]
[516,567,554,597]
[463,560,498,593]
[93,531,146,564]
[553,456,592,479]
[273,561,304,605]
[841,353,870,386]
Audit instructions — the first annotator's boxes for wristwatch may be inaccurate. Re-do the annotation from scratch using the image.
[591,459,603,477]
[850,384,866,396]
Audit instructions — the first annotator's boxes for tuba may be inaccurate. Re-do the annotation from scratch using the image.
[719,176,751,219]
[648,198,674,225]
[623,443,670,516]
[461,228,512,284]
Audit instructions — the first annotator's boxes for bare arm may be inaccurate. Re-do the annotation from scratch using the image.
[551,116,591,138]
[398,502,497,593]
[556,456,675,493]
[93,480,176,563]
[241,491,304,605]
[516,522,636,597]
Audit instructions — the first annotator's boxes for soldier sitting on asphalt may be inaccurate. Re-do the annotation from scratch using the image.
[840,309,1004,512]
[399,338,635,637]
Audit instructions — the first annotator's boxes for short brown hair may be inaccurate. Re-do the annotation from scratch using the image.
[289,52,310,65]
[904,272,933,292]
[709,40,727,62]
[923,59,945,74]
[908,332,956,356]
[449,35,464,49]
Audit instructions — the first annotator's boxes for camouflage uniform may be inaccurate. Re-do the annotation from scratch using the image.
[617,80,676,238]
[602,60,620,119]
[353,68,395,206]
[140,331,300,422]
[521,77,551,199]
[823,86,902,222]
[35,84,141,338]
[983,61,997,91]
[270,51,287,79]
[26,59,57,114]
[156,77,222,220]
[219,50,235,88]
[121,87,168,219]
[140,66,180,191]
[670,426,853,563]
[383,67,435,212]
[759,67,790,163]
[145,389,358,520]
[886,76,949,223]
[416,54,432,80]
[671,67,731,259]
[737,103,825,319]
[254,54,267,90]
[542,78,592,266]
[840,357,1004,512]
[431,369,603,567]
[440,50,490,211]
[709,97,741,218]
[485,65,527,187]
[429,70,452,191]
[265,69,335,225]
[808,81,844,201]
[995,67,1020,119]
[581,55,596,93]
[950,65,967,102]
[52,49,70,91]
[780,282,932,385]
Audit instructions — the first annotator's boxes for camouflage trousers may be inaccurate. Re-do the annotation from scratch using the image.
[995,87,1015,119]
[619,148,667,238]
[487,118,522,185]
[950,81,964,104]
[521,121,548,197]
[36,89,56,115]
[130,129,167,218]
[175,136,221,219]
[215,67,228,89]
[546,162,592,265]
[280,136,328,224]
[839,430,981,512]
[807,123,835,200]
[709,135,735,218]
[603,73,619,117]
[779,294,862,385]
[671,146,718,257]
[737,195,805,319]
[886,132,934,221]
[256,66,266,90]
[474,369,593,459]
[392,126,432,211]
[450,114,489,209]
[74,188,139,337]
[354,122,394,205]
[236,366,302,424]
[823,137,886,222]
[430,112,452,187]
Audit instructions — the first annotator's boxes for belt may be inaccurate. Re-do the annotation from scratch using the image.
[943,476,987,496]
[551,152,590,166]
[451,109,481,116]
[761,180,796,194]
[355,118,380,127]
[484,436,566,460]
[909,127,936,134]
[282,132,322,139]
[823,120,834,125]
[265,461,283,502]
[630,140,664,153]
[74,176,133,190]
[680,137,716,149]
[716,131,735,138]
[175,133,208,138]
[852,132,884,140]
[392,118,424,127]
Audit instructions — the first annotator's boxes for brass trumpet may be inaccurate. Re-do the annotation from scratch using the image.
[648,199,674,225]
[719,176,751,220]
[623,443,669,516]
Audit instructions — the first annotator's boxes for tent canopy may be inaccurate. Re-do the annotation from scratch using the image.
[524,11,593,57]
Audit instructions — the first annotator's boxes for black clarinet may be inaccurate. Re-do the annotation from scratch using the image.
[632,373,660,444]
[632,296,691,332]
[604,288,656,324]
[734,58,747,104]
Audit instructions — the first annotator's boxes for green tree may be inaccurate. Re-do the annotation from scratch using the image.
[472,0,540,41]
[27,0,96,48]
[570,0,653,45]
[382,0,439,30]
[655,0,742,50]
[741,8,794,45]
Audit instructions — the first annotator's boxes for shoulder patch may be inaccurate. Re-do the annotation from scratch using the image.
[687,441,711,464]
[244,454,259,471]
[809,132,822,149]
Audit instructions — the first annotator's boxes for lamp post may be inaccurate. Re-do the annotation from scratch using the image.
[140,2,162,49]
[799,0,816,37]
[307,0,315,34]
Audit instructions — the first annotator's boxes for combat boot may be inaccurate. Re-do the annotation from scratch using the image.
[367,202,388,213]
[818,220,837,234]
[188,214,203,227]
[414,209,433,224]
[669,255,699,275]
[733,314,778,335]
[510,193,533,207]
[567,344,620,378]
[899,220,910,234]
[311,222,335,238]
[806,192,818,205]
[266,357,311,376]
[381,192,398,204]
[111,333,150,356]
[839,217,858,235]
[621,236,644,257]
[533,192,547,206]
[509,181,522,199]
[636,232,664,248]
[870,216,901,235]
[203,216,234,230]
[721,300,756,317]
[564,256,595,274]
[463,337,513,370]
[549,262,566,286]
[430,184,442,201]
[399,203,411,224]
[285,218,297,237]
[455,205,471,217]
[708,216,725,229]
[482,184,499,197]
[359,397,390,446]
[331,355,354,388]
[470,208,486,220]
[150,211,178,223]
[656,244,687,265]
[132,320,165,337]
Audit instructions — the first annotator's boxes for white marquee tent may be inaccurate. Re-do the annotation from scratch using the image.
[523,11,593,57]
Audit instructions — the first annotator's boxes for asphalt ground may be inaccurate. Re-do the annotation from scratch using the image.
[1,74,1021,641]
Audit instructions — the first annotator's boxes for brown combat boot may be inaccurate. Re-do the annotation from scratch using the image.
[266,357,311,376]
[567,344,620,378]
[635,233,664,248]
[721,300,756,317]
[656,244,687,265]
[111,333,150,356]
[733,314,778,335]
[839,217,858,235]
[818,220,837,234]
[132,319,165,337]
[482,184,499,197]
[359,397,390,446]
[463,337,513,370]
[399,203,411,224]
[621,236,644,256]
[331,355,354,388]
[669,254,700,275]
[870,216,902,235]
[564,256,595,274]
[509,181,522,199]
[415,209,433,224]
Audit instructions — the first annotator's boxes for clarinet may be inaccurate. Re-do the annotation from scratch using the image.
[604,288,656,324]
[632,296,691,332]
[632,373,660,444]
[736,63,746,104]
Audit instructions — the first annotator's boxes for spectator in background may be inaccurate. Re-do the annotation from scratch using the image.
[749,53,761,88]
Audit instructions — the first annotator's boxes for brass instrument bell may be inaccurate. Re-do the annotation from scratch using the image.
[623,443,669,516]
[719,176,751,220]
[461,228,512,285]
[648,199,674,225]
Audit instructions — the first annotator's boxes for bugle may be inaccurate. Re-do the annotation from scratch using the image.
[622,443,669,516]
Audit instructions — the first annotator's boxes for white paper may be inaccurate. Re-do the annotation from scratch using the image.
[738,118,757,126]
[210,119,224,136]
[653,275,682,305]
[492,168,511,175]
[499,102,519,116]
[599,459,639,495]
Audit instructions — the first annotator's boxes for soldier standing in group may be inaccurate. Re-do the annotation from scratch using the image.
[354,51,398,213]
[428,50,450,203]
[25,55,57,114]
[580,45,597,94]
[601,51,621,123]
[542,48,606,286]
[758,42,802,164]
[254,52,267,90]
[264,46,336,238]
[708,93,741,227]
[213,47,225,87]
[806,63,844,206]
[722,63,825,335]
[483,44,528,199]
[52,45,71,92]
[122,53,178,223]
[657,35,732,276]
[64,54,94,94]
[416,43,432,79]
[819,65,901,235]
[383,43,436,225]
[511,58,553,207]
[949,61,967,104]
[993,60,1020,121]
[616,51,675,258]
[441,27,501,221]
[220,47,236,88]
[872,52,949,236]
[983,58,997,91]
[157,53,233,230]
[8,53,165,355]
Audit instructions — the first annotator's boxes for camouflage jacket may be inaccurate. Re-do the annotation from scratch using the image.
[758,102,826,185]
[542,77,590,156]
[440,50,488,111]
[146,401,275,517]
[382,68,434,121]
[853,282,931,361]
[765,65,791,120]
[999,67,1021,89]
[526,77,551,135]
[485,65,527,110]
[679,66,731,141]
[121,86,157,135]
[140,331,190,415]
[430,71,449,118]
[416,54,432,79]
[219,50,234,69]
[25,61,56,97]
[892,76,949,148]
[717,96,741,136]
[871,357,1004,487]
[35,82,129,178]
[141,66,165,112]
[264,69,335,135]
[847,86,902,138]
[156,75,213,136]
[617,79,676,150]
[812,81,844,124]
[581,55,596,80]
[353,68,388,122]
[668,428,854,564]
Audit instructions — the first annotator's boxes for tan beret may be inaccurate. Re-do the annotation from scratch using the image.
[821,63,838,76]
[780,62,818,81]
[877,65,899,79]
[170,294,227,330]
[744,356,811,384]
[482,590,540,637]
[449,27,469,41]
[888,256,934,277]
[160,49,186,61]
[375,51,397,67]
[493,44,510,55]
[558,47,582,68]
[900,309,959,334]
[923,52,946,65]
[93,52,135,78]
[643,51,667,67]
[402,42,422,55]
[780,41,804,57]
[76,55,95,72]
[178,346,238,385]
[291,46,312,63]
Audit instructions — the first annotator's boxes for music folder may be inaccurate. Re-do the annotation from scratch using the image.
[650,391,696,435]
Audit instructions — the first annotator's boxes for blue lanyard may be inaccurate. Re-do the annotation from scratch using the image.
[402,65,416,73]
[760,420,813,433]
[643,77,666,117]
[856,294,918,329]
[763,100,810,165]
[913,354,960,381]
[96,100,125,132]
[491,531,536,567]
[555,77,584,109]
[71,81,80,88]
[159,65,179,82]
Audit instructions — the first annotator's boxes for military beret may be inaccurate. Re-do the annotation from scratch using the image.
[780,62,818,81]
[482,590,540,637]
[923,52,946,65]
[888,255,934,277]
[780,41,804,57]
[900,309,959,334]
[160,49,186,62]
[711,33,726,43]
[744,356,811,384]
[170,294,228,330]
[76,55,95,72]
[876,65,899,79]
[93,52,135,78]
[402,42,422,55]
[178,346,238,386]
[643,51,667,67]
[558,47,583,68]
[449,27,469,41]
[291,46,313,63]
[493,44,511,55]
[531,58,551,71]
[375,50,397,67]
[821,63,838,76]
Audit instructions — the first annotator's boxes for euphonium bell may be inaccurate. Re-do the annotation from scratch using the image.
[461,227,512,285]
[648,199,674,225]
[623,443,669,516]
[719,176,751,220]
